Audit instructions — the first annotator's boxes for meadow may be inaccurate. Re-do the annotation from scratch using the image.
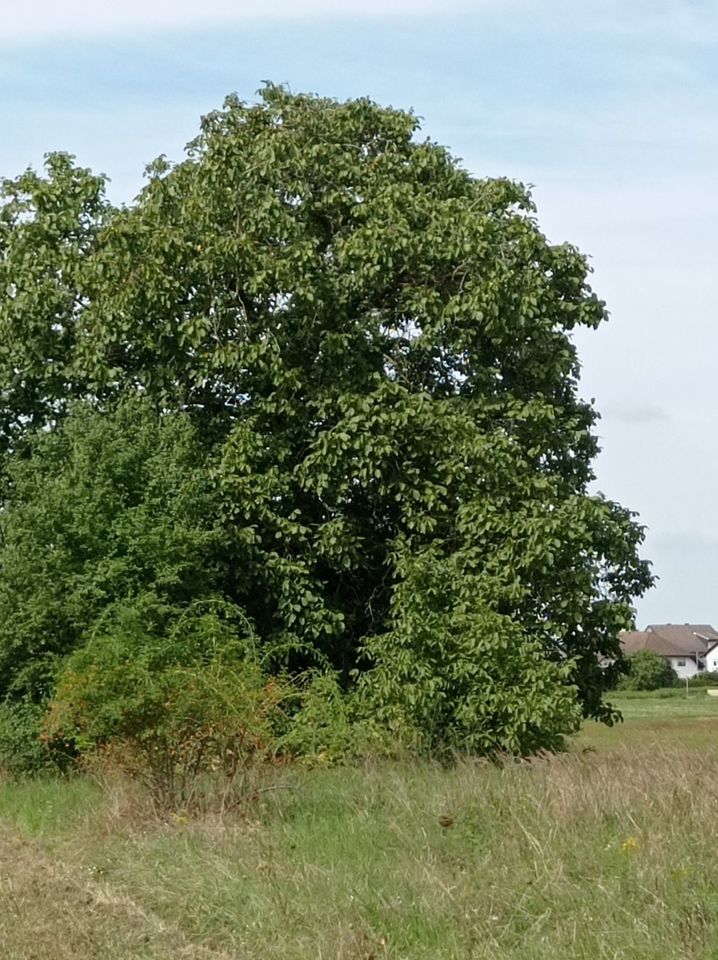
[2,691,718,959]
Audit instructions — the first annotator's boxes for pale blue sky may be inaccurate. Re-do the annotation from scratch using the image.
[4,0,717,626]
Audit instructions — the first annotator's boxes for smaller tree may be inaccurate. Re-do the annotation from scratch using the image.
[618,650,677,691]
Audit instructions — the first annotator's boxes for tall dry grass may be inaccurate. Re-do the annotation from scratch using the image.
[2,742,718,958]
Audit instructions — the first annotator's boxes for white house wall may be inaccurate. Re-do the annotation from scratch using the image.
[706,648,718,673]
[667,656,699,679]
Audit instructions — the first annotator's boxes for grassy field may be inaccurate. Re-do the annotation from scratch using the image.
[579,686,718,749]
[3,693,718,959]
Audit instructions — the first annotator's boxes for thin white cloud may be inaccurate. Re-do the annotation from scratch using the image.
[9,1,718,45]
[4,0,485,41]
[600,404,669,426]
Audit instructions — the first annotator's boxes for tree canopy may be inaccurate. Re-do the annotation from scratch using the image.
[0,85,652,767]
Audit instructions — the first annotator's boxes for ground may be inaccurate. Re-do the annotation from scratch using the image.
[2,690,718,959]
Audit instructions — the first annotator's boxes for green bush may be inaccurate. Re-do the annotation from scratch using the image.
[617,650,678,691]
[0,399,228,706]
[685,672,718,687]
[610,686,693,700]
[277,672,390,763]
[359,552,582,755]
[0,701,59,775]
[42,597,290,809]
[43,601,384,802]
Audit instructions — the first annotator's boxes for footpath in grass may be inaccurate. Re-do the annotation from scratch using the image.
[0,830,232,960]
[3,695,718,959]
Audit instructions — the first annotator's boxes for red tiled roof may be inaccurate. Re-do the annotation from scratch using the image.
[620,624,718,659]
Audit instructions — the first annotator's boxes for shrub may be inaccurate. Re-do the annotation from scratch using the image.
[359,552,583,755]
[277,671,390,763]
[42,597,290,810]
[0,701,58,776]
[610,687,691,700]
[618,650,678,691]
[0,399,228,706]
[686,671,718,688]
[42,605,382,802]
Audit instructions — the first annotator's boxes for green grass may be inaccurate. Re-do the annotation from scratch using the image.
[578,687,718,750]
[0,774,101,836]
[2,697,718,959]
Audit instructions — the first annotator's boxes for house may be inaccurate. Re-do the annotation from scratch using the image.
[705,640,718,674]
[620,624,718,679]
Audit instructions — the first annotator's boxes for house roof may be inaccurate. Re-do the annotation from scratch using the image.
[620,624,718,659]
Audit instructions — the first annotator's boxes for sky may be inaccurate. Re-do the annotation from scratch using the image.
[3,0,716,627]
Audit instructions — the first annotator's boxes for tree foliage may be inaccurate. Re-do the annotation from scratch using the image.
[0,85,652,766]
[618,650,678,691]
[0,401,226,702]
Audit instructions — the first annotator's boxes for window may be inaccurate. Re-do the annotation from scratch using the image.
[677,659,686,667]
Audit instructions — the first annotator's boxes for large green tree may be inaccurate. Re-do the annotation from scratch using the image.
[0,85,652,756]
